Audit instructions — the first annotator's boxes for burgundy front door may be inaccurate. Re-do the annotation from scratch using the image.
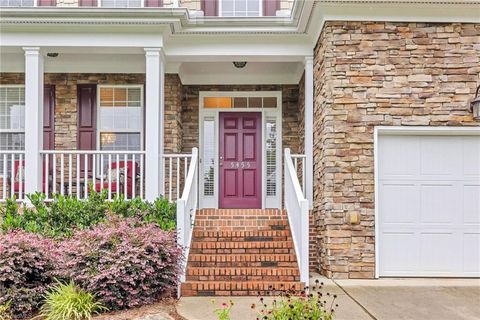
[219,112,262,209]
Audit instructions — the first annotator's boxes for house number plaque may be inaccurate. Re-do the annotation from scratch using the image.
[229,162,251,169]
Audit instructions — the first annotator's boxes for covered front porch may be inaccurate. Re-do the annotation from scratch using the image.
[0,46,313,204]
[0,43,314,286]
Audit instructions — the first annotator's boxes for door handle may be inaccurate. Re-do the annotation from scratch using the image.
[219,156,223,167]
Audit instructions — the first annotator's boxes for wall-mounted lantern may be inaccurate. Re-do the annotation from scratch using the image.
[471,85,480,120]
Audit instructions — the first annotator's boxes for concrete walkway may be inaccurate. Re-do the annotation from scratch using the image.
[177,274,480,320]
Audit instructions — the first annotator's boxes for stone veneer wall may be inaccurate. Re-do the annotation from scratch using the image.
[0,73,183,154]
[164,74,183,153]
[313,22,480,279]
[181,84,301,154]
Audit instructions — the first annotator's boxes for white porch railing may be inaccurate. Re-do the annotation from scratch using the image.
[291,153,306,195]
[40,150,145,200]
[284,148,309,285]
[162,153,193,202]
[176,147,198,284]
[0,150,26,201]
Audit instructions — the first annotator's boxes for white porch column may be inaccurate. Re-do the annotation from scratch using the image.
[144,48,165,201]
[23,47,44,196]
[304,56,314,208]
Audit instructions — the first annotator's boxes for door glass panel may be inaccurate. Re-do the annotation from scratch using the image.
[233,97,247,108]
[203,118,215,197]
[248,97,262,108]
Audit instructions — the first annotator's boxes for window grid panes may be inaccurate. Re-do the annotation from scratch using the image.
[204,96,277,109]
[0,0,34,6]
[265,118,277,197]
[203,118,215,197]
[0,87,25,151]
[99,86,143,151]
[100,0,141,7]
[221,0,261,17]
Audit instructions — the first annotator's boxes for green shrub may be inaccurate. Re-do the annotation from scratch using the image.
[39,281,106,320]
[109,196,176,230]
[0,190,176,237]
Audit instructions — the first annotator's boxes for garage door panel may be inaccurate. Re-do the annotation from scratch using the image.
[463,233,480,274]
[380,232,419,274]
[379,136,419,178]
[379,183,419,224]
[420,137,462,177]
[463,137,480,177]
[420,184,458,224]
[463,185,480,225]
[419,232,457,272]
[378,134,480,277]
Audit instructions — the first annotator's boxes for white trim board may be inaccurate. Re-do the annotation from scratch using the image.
[198,91,283,209]
[373,125,480,278]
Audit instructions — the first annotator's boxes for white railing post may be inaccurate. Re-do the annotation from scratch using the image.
[304,56,314,209]
[23,47,44,199]
[144,48,165,201]
[284,148,309,285]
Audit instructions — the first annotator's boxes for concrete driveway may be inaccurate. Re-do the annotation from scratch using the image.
[177,274,480,320]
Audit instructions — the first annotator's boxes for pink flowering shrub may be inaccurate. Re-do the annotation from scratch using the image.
[0,231,56,319]
[56,219,183,310]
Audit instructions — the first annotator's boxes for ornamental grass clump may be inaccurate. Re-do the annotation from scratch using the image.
[39,280,107,320]
[0,231,56,319]
[56,219,183,310]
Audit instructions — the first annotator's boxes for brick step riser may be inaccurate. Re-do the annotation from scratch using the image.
[186,276,301,282]
[188,262,299,268]
[190,242,294,250]
[188,254,297,262]
[189,249,296,255]
[192,236,290,242]
[192,230,291,237]
[186,268,300,276]
[181,282,304,297]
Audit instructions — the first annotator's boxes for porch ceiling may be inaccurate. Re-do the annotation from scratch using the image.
[0,50,304,85]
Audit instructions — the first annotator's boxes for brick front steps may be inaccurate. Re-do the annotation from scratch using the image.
[180,209,304,296]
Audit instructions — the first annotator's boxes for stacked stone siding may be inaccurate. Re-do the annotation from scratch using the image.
[313,22,480,279]
[165,74,183,153]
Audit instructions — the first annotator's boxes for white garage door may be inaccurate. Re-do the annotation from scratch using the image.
[378,134,480,277]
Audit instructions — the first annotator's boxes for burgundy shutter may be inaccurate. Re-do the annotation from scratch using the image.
[38,0,56,6]
[78,0,98,6]
[263,0,279,16]
[201,0,217,16]
[77,84,96,151]
[144,0,163,7]
[43,85,55,150]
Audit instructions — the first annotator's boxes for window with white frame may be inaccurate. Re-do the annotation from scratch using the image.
[100,0,141,7]
[98,86,143,151]
[0,0,34,7]
[220,0,261,17]
[0,86,25,151]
